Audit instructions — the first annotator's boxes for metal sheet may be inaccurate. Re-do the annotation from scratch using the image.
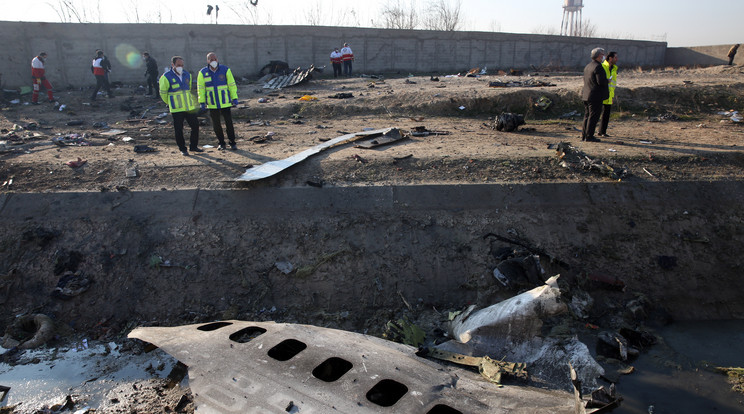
[236,128,395,182]
[129,320,577,413]
[262,66,316,90]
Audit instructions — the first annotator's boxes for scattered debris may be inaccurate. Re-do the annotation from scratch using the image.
[52,271,91,299]
[298,95,317,101]
[570,363,622,413]
[65,157,87,168]
[495,112,526,132]
[133,145,157,153]
[263,66,316,89]
[449,275,565,344]
[1,314,55,349]
[409,126,450,137]
[100,129,127,136]
[718,110,742,123]
[560,110,580,119]
[258,60,290,77]
[274,261,294,274]
[52,135,89,146]
[383,318,425,347]
[489,79,556,88]
[237,127,396,181]
[328,92,353,99]
[65,120,84,126]
[355,128,407,149]
[554,142,627,180]
[535,95,552,110]
[129,320,578,413]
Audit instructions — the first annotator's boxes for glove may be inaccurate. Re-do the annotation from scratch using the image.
[200,103,206,110]
[232,99,238,106]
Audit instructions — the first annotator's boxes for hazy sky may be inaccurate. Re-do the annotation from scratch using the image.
[4,0,743,47]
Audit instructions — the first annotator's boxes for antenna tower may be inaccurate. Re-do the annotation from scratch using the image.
[561,0,584,36]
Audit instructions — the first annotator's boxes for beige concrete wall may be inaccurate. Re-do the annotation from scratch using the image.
[0,21,667,88]
[665,44,740,66]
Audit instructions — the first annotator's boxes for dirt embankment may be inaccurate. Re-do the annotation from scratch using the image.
[1,65,743,331]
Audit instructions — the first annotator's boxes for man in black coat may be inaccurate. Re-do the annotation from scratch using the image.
[142,52,159,96]
[581,47,609,142]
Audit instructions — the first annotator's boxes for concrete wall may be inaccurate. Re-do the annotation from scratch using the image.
[665,44,738,66]
[0,21,667,88]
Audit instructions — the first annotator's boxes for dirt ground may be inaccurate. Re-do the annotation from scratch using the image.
[1,64,743,192]
[1,65,744,413]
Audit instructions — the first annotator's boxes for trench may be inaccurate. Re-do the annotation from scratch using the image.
[1,181,743,411]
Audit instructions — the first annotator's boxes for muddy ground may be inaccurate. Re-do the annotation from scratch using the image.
[1,65,744,413]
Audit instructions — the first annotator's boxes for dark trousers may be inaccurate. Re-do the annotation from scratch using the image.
[729,56,735,65]
[172,112,200,151]
[343,60,352,76]
[209,107,236,146]
[91,75,112,99]
[146,73,158,95]
[332,63,342,78]
[582,100,603,140]
[599,104,612,135]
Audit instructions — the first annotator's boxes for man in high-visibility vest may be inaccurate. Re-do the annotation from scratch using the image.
[340,43,354,76]
[598,51,618,138]
[30,52,55,105]
[197,52,239,150]
[159,56,201,156]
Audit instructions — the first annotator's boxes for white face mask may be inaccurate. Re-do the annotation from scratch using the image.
[175,66,183,75]
[209,61,218,69]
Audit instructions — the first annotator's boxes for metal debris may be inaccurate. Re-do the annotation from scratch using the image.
[355,128,407,149]
[422,348,528,386]
[236,128,397,181]
[488,79,556,88]
[263,66,317,90]
[129,320,578,413]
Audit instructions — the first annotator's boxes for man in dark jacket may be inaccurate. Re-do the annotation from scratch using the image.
[581,47,609,142]
[142,52,159,96]
[727,44,739,66]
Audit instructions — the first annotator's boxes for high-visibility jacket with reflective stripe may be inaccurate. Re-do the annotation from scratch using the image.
[92,57,106,76]
[330,51,342,64]
[602,60,618,105]
[159,69,197,113]
[341,47,354,61]
[31,56,45,78]
[197,65,237,109]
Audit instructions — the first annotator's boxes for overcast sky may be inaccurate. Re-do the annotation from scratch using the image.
[4,0,743,47]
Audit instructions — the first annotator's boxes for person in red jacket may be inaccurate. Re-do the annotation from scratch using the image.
[90,49,114,100]
[31,52,55,104]
[340,43,354,76]
[330,48,342,78]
